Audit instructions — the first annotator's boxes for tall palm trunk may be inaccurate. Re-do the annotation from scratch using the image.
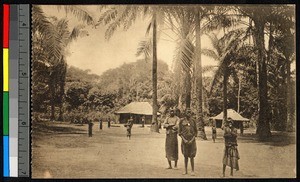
[49,72,55,121]
[286,59,293,131]
[254,20,271,139]
[222,66,228,128]
[237,77,241,113]
[195,11,207,140]
[58,62,67,121]
[151,12,159,133]
[185,71,192,108]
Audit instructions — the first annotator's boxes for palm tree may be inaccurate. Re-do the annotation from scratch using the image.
[203,29,248,127]
[238,5,295,139]
[32,6,90,121]
[99,5,169,132]
[237,6,273,139]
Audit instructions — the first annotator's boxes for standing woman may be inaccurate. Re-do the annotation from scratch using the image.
[163,108,180,169]
[223,118,240,177]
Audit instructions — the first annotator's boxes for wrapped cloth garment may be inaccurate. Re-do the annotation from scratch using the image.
[178,118,197,158]
[164,116,179,161]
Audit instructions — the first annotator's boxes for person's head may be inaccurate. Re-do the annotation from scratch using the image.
[227,117,233,127]
[169,108,175,117]
[185,108,192,118]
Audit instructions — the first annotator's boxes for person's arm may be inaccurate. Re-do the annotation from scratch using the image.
[163,117,169,128]
[194,120,198,137]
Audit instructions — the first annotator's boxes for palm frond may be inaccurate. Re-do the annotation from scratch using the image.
[58,5,94,25]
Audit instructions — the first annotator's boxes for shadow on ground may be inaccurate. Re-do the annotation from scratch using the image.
[237,132,295,146]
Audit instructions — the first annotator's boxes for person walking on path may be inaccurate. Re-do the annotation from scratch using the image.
[178,108,197,176]
[88,120,94,137]
[223,118,240,177]
[212,124,217,143]
[141,116,145,127]
[107,118,111,128]
[125,116,134,139]
[163,108,179,169]
[99,118,103,130]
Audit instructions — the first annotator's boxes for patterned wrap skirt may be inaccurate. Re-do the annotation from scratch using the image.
[223,145,240,170]
[165,132,178,161]
[181,139,197,158]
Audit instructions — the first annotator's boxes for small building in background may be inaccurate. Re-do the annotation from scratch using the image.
[115,102,160,124]
[210,109,249,128]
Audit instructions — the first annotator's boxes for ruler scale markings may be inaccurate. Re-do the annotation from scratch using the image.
[18,4,30,177]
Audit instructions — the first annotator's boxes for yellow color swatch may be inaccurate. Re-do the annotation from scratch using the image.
[3,48,9,91]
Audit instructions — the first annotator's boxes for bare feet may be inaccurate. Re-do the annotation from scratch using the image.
[182,172,188,175]
[190,171,195,176]
[173,167,178,170]
[166,167,172,169]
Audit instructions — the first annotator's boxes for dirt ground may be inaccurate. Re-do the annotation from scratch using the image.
[31,121,296,179]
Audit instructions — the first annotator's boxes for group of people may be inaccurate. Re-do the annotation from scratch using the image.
[163,108,240,177]
[87,118,112,137]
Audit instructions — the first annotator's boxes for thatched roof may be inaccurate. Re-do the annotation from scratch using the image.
[210,109,249,122]
[115,102,160,115]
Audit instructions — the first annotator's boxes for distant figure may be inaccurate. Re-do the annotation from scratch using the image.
[125,116,134,139]
[223,118,240,177]
[99,118,103,130]
[163,108,179,169]
[88,121,94,137]
[141,116,145,127]
[212,124,217,143]
[107,118,111,128]
[178,108,197,176]
[240,122,244,135]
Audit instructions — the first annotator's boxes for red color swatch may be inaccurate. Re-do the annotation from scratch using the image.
[3,4,10,48]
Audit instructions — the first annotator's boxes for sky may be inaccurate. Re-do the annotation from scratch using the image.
[41,5,217,76]
[40,5,295,76]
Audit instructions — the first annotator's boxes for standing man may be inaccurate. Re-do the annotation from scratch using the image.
[141,116,145,128]
[107,117,111,128]
[178,108,197,176]
[88,120,94,137]
[223,118,240,177]
[99,118,103,130]
[163,108,179,169]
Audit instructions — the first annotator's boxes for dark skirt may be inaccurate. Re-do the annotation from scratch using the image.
[223,146,240,170]
[165,132,178,161]
[181,139,197,158]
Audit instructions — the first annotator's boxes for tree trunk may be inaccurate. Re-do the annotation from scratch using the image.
[58,62,66,121]
[151,12,159,133]
[237,77,241,113]
[49,76,55,121]
[254,21,271,140]
[195,11,207,140]
[222,67,228,128]
[185,71,191,109]
[286,60,293,131]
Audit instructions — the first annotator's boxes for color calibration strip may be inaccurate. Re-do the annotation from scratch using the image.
[3,4,10,177]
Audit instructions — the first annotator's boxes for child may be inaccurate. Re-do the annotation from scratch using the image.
[88,120,94,137]
[125,116,134,139]
[212,124,217,143]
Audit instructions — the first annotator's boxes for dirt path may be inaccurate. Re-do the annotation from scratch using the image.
[32,121,296,178]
